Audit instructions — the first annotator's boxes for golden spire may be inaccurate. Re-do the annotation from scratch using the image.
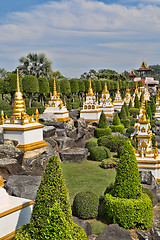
[0,175,4,187]
[117,81,120,93]
[140,94,145,110]
[140,60,148,70]
[53,76,57,96]
[17,68,20,92]
[103,82,109,94]
[126,83,130,93]
[11,68,28,119]
[1,111,4,125]
[87,78,94,96]
[138,109,150,124]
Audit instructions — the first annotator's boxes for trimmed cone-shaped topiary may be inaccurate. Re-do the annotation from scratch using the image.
[112,113,121,125]
[128,99,132,109]
[134,94,140,108]
[98,111,108,128]
[124,102,130,117]
[111,141,142,199]
[14,156,87,240]
[119,105,127,119]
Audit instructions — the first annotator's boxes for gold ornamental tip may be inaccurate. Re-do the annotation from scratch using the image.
[53,76,57,96]
[155,141,158,147]
[103,82,109,94]
[17,68,20,93]
[0,175,4,187]
[87,78,94,96]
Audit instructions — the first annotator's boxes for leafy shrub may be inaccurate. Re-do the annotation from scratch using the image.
[98,111,108,128]
[112,113,121,125]
[85,138,98,151]
[121,118,130,128]
[13,224,31,240]
[72,192,99,219]
[126,126,135,135]
[31,101,43,108]
[3,110,12,118]
[117,146,124,158]
[129,108,139,118]
[100,158,118,169]
[104,182,114,195]
[142,187,154,206]
[128,116,136,126]
[26,106,45,115]
[109,124,125,134]
[90,221,106,235]
[90,146,110,161]
[0,99,12,111]
[67,103,72,110]
[152,134,156,147]
[150,119,155,125]
[104,192,152,229]
[98,135,131,152]
[111,141,142,199]
[72,102,80,109]
[94,128,112,138]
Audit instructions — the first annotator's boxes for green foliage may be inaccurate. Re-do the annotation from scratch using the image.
[85,138,98,151]
[94,79,102,92]
[90,221,106,235]
[78,80,85,93]
[142,187,154,206]
[119,105,127,119]
[112,113,121,125]
[134,94,140,108]
[0,99,12,111]
[98,135,131,152]
[109,124,125,134]
[127,116,136,126]
[69,78,79,94]
[126,126,135,135]
[129,108,139,118]
[117,146,124,158]
[98,111,108,128]
[38,77,49,94]
[104,192,152,229]
[22,75,39,93]
[124,102,130,117]
[4,73,22,94]
[90,146,111,161]
[13,224,31,240]
[26,106,45,115]
[31,101,43,108]
[100,158,118,169]
[94,128,112,138]
[0,79,4,94]
[72,102,80,109]
[111,141,142,199]
[83,79,90,93]
[146,105,152,120]
[128,99,133,109]
[60,79,71,95]
[49,78,60,93]
[150,98,156,114]
[121,118,130,128]
[152,134,156,147]
[72,192,99,219]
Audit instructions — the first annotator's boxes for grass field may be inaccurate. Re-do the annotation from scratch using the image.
[61,159,116,204]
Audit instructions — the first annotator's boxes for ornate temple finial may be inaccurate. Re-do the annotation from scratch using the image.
[1,111,4,125]
[36,109,39,123]
[117,81,120,93]
[87,78,94,96]
[17,68,20,93]
[65,100,67,108]
[53,76,57,96]
[0,175,4,187]
[140,94,145,110]
[103,82,109,94]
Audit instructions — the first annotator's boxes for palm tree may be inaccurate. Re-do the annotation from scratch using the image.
[18,53,53,79]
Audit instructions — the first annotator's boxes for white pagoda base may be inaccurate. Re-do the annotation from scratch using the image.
[136,155,160,183]
[99,106,114,117]
[0,187,34,239]
[80,110,101,122]
[0,123,47,152]
[113,103,123,112]
[154,112,160,120]
[44,107,70,122]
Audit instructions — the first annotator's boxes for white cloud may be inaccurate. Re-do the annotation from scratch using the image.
[0,0,160,77]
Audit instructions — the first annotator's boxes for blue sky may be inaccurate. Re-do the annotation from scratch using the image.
[0,0,160,77]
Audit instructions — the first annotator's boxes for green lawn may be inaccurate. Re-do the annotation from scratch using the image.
[61,160,116,204]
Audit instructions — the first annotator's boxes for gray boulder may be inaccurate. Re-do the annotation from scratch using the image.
[53,136,75,149]
[150,228,160,240]
[139,170,160,206]
[67,127,85,140]
[74,118,88,129]
[136,229,151,240]
[112,132,123,137]
[39,112,57,123]
[73,216,92,237]
[4,175,41,200]
[0,144,24,165]
[0,158,23,178]
[69,110,80,120]
[44,121,65,129]
[0,127,4,144]
[56,129,67,137]
[43,126,56,138]
[59,148,88,162]
[96,224,132,240]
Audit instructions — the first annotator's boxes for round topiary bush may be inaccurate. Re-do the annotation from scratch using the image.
[98,111,108,128]
[72,192,99,219]
[100,158,118,169]
[85,138,98,151]
[109,124,125,134]
[94,128,112,138]
[121,119,130,128]
[117,146,124,158]
[90,146,110,161]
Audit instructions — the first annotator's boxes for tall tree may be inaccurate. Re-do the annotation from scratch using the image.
[22,75,39,108]
[69,78,79,102]
[60,79,71,100]
[78,80,85,101]
[134,94,140,108]
[0,68,7,79]
[38,77,50,105]
[19,53,53,79]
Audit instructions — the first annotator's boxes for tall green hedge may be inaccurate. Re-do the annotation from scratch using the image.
[112,113,121,125]
[98,111,108,128]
